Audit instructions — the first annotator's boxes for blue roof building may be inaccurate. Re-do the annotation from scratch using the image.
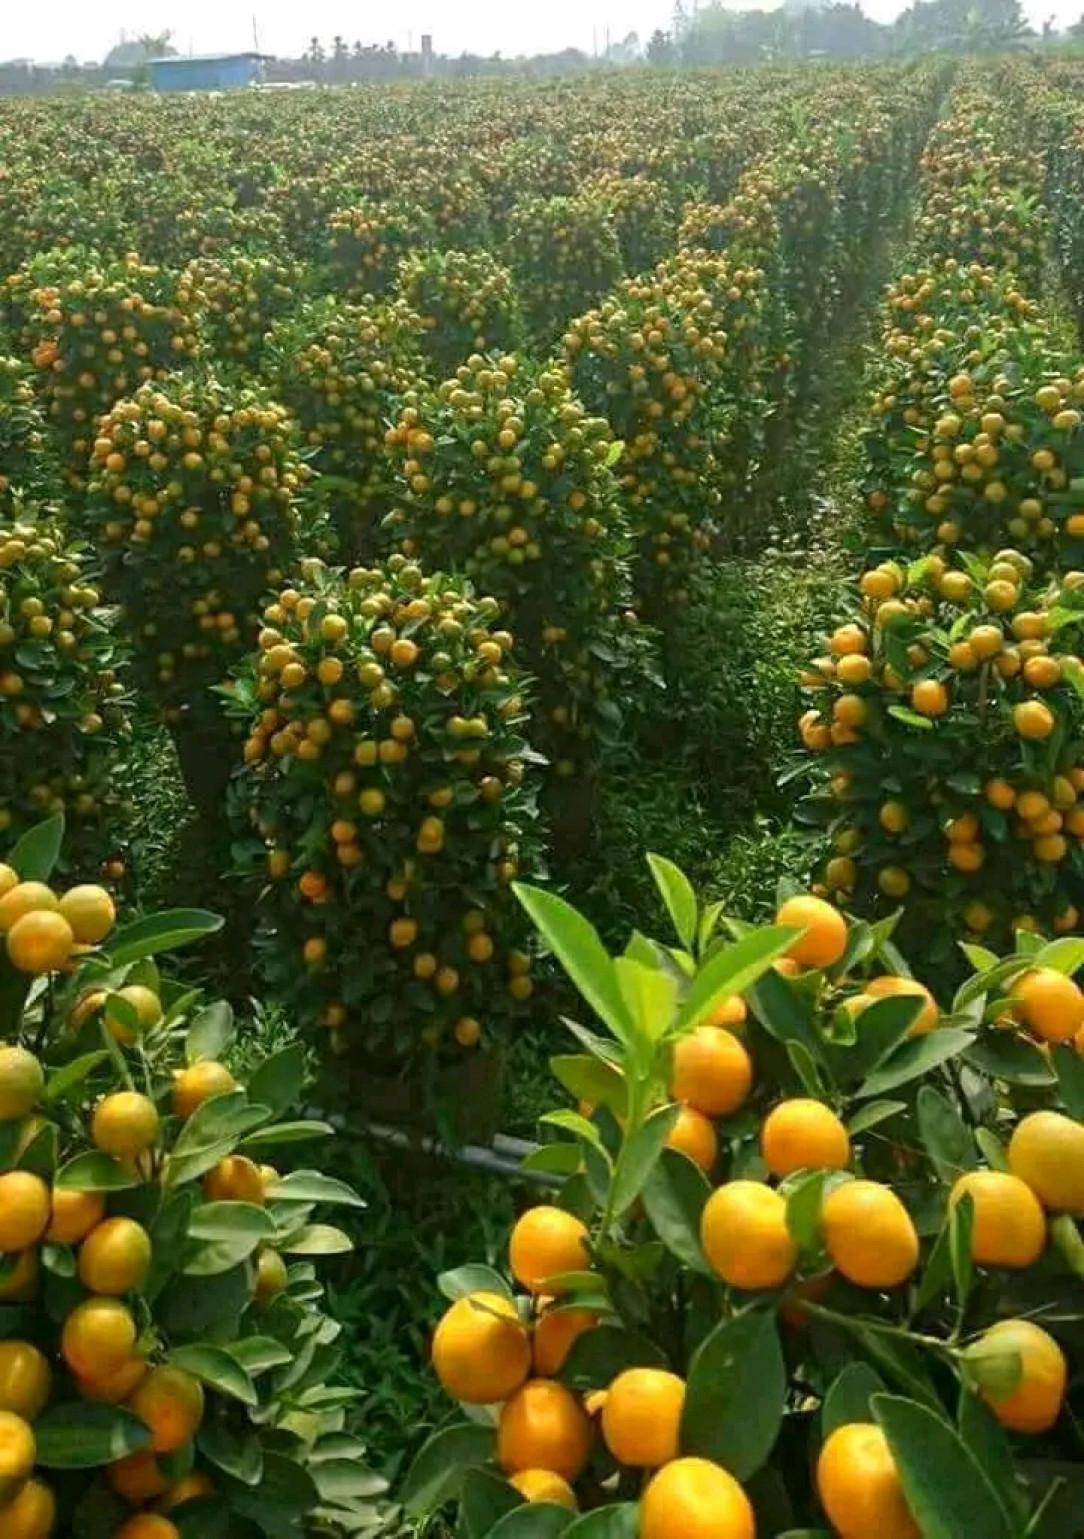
[148,53,265,91]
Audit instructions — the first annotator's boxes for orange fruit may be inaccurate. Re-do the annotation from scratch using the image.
[6,910,74,973]
[126,1365,205,1455]
[171,1061,238,1119]
[432,1291,531,1404]
[701,1181,797,1290]
[864,975,938,1035]
[761,1099,850,1177]
[46,1188,106,1246]
[91,1091,159,1159]
[0,1341,50,1420]
[1013,700,1055,740]
[61,1297,138,1378]
[2,1477,55,1537]
[156,1471,214,1511]
[0,883,59,932]
[704,995,746,1031]
[670,1027,752,1117]
[497,1379,593,1481]
[967,1319,1067,1434]
[255,1248,289,1305]
[0,1046,44,1121]
[817,1423,920,1539]
[115,1515,179,1539]
[108,1450,171,1504]
[0,865,16,898]
[532,1307,598,1376]
[0,1409,35,1495]
[104,984,163,1045]
[949,1171,1046,1269]
[911,678,949,717]
[57,884,116,944]
[203,1155,265,1204]
[509,1206,589,1294]
[1008,1110,1084,1214]
[1010,968,1084,1043]
[78,1354,148,1404]
[775,894,847,970]
[601,1368,685,1468]
[78,1217,153,1295]
[820,1180,919,1289]
[508,1469,577,1509]
[640,1457,755,1539]
[665,1105,718,1173]
[0,1172,50,1251]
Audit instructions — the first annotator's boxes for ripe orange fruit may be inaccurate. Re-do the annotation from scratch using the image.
[61,1297,138,1379]
[57,884,116,944]
[156,1471,214,1511]
[911,678,949,716]
[127,1365,205,1454]
[601,1368,685,1468]
[1008,1110,1084,1214]
[509,1206,589,1294]
[701,1181,797,1290]
[2,1477,55,1537]
[0,865,16,898]
[532,1306,598,1376]
[0,1046,44,1121]
[107,1450,171,1504]
[0,1409,35,1496]
[761,1099,850,1177]
[820,1180,919,1289]
[92,1091,159,1159]
[115,1515,179,1539]
[0,883,58,932]
[0,1171,50,1252]
[497,1380,592,1481]
[1013,700,1054,740]
[204,1155,265,1204]
[0,1341,50,1420]
[950,1171,1046,1269]
[670,1026,752,1117]
[640,1457,755,1539]
[104,984,163,1044]
[78,1217,153,1295]
[432,1291,531,1404]
[1010,968,1084,1043]
[968,1319,1067,1434]
[78,1354,148,1405]
[704,995,746,1031]
[865,974,939,1035]
[255,1248,289,1305]
[508,1469,577,1508]
[6,909,74,973]
[46,1187,106,1246]
[172,1060,237,1119]
[817,1423,919,1539]
[775,895,847,970]
[666,1105,718,1173]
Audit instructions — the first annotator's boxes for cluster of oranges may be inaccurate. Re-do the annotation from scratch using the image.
[397,248,525,382]
[505,194,625,345]
[226,557,543,1060]
[0,517,131,863]
[0,868,116,976]
[584,171,675,275]
[176,253,300,367]
[83,375,311,716]
[0,358,51,512]
[799,552,1084,946]
[383,354,645,794]
[325,199,436,298]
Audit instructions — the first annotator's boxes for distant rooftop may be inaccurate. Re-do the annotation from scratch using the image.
[147,52,270,65]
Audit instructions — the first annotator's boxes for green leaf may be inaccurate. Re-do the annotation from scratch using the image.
[106,909,224,966]
[958,1390,1027,1530]
[186,1001,236,1065]
[43,1052,110,1105]
[458,1467,522,1538]
[400,1423,497,1516]
[611,1105,681,1216]
[975,1128,1009,1170]
[681,1310,786,1479]
[7,813,64,881]
[34,1402,150,1467]
[1032,936,1084,976]
[647,854,698,952]
[240,1120,335,1149]
[965,1034,1055,1088]
[17,1120,57,1177]
[949,1193,974,1311]
[563,1507,638,1537]
[917,1085,977,1186]
[522,1144,582,1177]
[280,1223,353,1255]
[488,1507,574,1539]
[169,1343,258,1405]
[874,1394,1014,1539]
[264,1171,364,1208]
[247,1043,307,1116]
[747,967,825,1063]
[198,1412,263,1485]
[615,956,678,1045]
[822,1362,886,1435]
[438,1264,513,1303]
[846,1099,907,1135]
[188,1201,277,1245]
[887,704,934,729]
[227,1337,294,1373]
[857,1030,974,1098]
[641,1147,713,1275]
[785,1171,830,1255]
[561,1325,667,1390]
[844,995,926,1078]
[514,884,635,1048]
[1052,1043,1084,1120]
[672,926,800,1036]
[550,1056,627,1117]
[54,1151,139,1192]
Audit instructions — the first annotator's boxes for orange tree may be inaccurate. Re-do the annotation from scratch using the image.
[396,249,525,383]
[0,812,387,1536]
[504,196,625,348]
[402,867,1084,1537]
[0,513,132,874]
[323,200,436,299]
[794,552,1084,970]
[0,359,55,513]
[176,254,303,372]
[222,557,544,1080]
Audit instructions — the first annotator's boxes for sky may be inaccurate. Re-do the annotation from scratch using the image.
[2,0,1078,64]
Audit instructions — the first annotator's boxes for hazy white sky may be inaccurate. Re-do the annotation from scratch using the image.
[3,0,1078,63]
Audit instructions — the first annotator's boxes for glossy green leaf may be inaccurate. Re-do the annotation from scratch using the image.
[561,1325,667,1390]
[857,1030,974,1098]
[7,814,64,881]
[43,1051,109,1105]
[488,1507,574,1539]
[822,1362,886,1435]
[106,909,224,966]
[264,1171,364,1208]
[550,1055,627,1116]
[611,1105,681,1216]
[280,1223,353,1255]
[169,1343,258,1405]
[615,956,678,1044]
[54,1151,139,1192]
[673,925,800,1036]
[186,1001,236,1065]
[641,1148,713,1274]
[514,884,635,1047]
[400,1423,497,1516]
[647,854,697,952]
[240,1119,335,1149]
[458,1467,522,1538]
[35,1403,149,1467]
[874,1394,1014,1539]
[917,1085,977,1187]
[563,1506,638,1537]
[438,1264,513,1303]
[681,1310,786,1479]
[247,1042,307,1116]
[846,1099,907,1135]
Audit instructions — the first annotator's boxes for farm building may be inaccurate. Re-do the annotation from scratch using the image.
[148,53,265,91]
